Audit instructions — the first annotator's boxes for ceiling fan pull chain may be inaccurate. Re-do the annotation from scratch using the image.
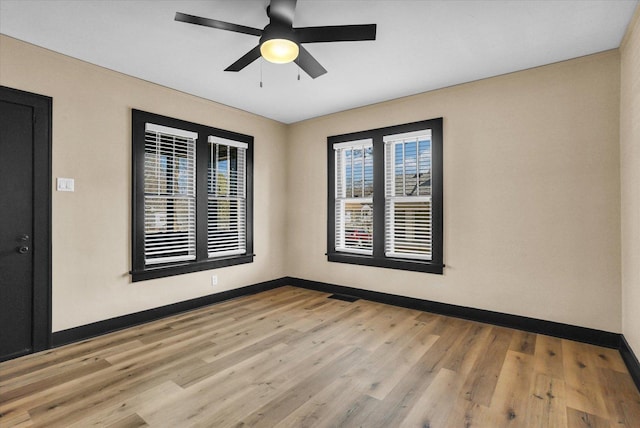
[260,58,263,88]
[297,63,301,81]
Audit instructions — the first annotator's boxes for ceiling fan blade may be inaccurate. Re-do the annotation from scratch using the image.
[225,45,262,72]
[175,12,262,37]
[294,46,327,79]
[268,0,297,25]
[296,24,377,43]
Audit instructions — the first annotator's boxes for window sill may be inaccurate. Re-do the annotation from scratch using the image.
[131,254,254,282]
[327,252,443,275]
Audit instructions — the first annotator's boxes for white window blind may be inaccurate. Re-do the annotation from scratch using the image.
[384,130,432,260]
[334,139,374,255]
[207,136,247,258]
[144,123,197,265]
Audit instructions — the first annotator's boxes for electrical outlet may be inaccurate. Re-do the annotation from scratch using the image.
[211,275,218,286]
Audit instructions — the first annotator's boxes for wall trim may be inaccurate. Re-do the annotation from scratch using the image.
[51,277,287,347]
[620,335,640,393]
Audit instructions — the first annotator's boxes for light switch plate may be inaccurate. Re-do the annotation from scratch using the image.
[57,177,75,192]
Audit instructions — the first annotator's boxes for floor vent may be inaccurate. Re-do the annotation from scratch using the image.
[328,294,360,302]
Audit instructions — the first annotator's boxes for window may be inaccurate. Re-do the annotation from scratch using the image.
[384,130,433,260]
[327,118,443,274]
[207,136,247,257]
[334,139,374,255]
[132,110,253,281]
[143,124,197,265]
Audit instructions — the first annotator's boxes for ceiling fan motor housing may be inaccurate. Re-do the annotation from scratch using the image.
[260,8,299,64]
[260,22,298,46]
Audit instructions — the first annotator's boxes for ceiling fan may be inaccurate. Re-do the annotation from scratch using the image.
[175,0,377,79]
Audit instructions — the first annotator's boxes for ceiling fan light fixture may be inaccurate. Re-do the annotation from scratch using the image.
[260,38,299,64]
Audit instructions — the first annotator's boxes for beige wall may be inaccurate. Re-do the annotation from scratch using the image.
[0,35,288,332]
[621,7,640,355]
[0,33,626,335]
[286,51,622,332]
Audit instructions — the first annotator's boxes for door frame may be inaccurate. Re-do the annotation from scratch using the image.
[1,86,52,357]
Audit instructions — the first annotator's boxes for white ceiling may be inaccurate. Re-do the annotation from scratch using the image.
[0,0,637,124]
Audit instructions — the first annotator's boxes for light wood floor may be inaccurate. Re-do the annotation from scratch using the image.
[1,286,639,427]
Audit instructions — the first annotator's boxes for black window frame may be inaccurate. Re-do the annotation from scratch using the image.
[131,109,254,282]
[327,118,443,274]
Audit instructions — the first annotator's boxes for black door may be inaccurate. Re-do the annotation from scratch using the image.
[0,86,51,362]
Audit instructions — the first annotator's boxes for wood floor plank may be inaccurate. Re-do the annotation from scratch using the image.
[0,356,112,403]
[272,377,372,428]
[0,331,147,378]
[23,354,210,427]
[360,324,439,401]
[174,328,300,388]
[355,306,423,352]
[66,381,181,427]
[563,340,612,420]
[105,413,149,428]
[1,286,638,428]
[563,340,606,387]
[525,372,568,427]
[399,368,463,427]
[446,396,503,428]
[0,410,33,427]
[354,318,474,427]
[460,325,514,407]
[238,347,368,427]
[135,343,296,426]
[534,334,565,380]
[596,366,640,426]
[566,406,612,428]
[591,347,631,373]
[487,350,536,426]
[509,329,537,355]
[144,342,358,427]
[0,339,142,392]
[443,321,493,377]
[283,300,382,351]
[193,343,354,427]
